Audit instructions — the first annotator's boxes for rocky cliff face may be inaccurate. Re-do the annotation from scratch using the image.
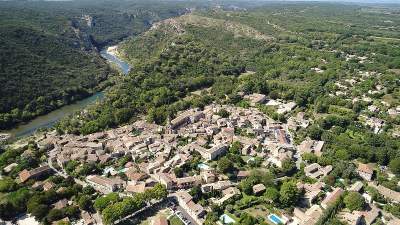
[69,19,98,52]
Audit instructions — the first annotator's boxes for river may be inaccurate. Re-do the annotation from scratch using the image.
[100,48,131,75]
[5,47,131,138]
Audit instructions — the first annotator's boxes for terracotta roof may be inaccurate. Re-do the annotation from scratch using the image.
[54,199,68,209]
[125,169,148,181]
[187,200,205,216]
[321,187,344,208]
[43,181,55,191]
[176,191,193,204]
[87,175,124,187]
[126,183,146,193]
[359,206,380,225]
[19,170,31,183]
[370,182,400,202]
[19,165,51,183]
[358,163,373,174]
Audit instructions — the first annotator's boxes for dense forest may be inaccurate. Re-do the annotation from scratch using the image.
[0,8,112,130]
[0,0,194,130]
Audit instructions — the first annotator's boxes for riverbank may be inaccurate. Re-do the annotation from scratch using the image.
[1,46,131,139]
[100,45,131,75]
[5,92,104,138]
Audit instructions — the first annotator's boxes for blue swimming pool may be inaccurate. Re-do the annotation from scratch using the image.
[268,214,283,225]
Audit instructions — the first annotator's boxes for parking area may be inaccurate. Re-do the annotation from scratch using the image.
[167,201,198,225]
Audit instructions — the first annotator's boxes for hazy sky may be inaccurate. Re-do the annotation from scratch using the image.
[225,0,400,4]
[262,0,400,3]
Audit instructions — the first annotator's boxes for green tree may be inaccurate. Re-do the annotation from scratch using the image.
[229,141,242,155]
[28,201,49,220]
[82,186,95,195]
[218,157,235,174]
[238,212,257,225]
[344,192,365,211]
[264,187,279,203]
[281,159,296,175]
[174,167,184,178]
[239,178,254,195]
[148,183,168,200]
[64,205,80,219]
[324,175,336,187]
[217,109,230,118]
[335,149,349,161]
[0,178,18,192]
[114,108,134,124]
[47,209,64,222]
[65,160,79,174]
[389,158,400,175]
[279,181,299,207]
[78,195,92,211]
[57,221,72,225]
[302,153,318,163]
[189,185,202,202]
[7,188,30,213]
[0,201,16,219]
[204,212,218,225]
[94,193,119,213]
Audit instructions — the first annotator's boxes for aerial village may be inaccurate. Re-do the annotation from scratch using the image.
[2,91,399,225]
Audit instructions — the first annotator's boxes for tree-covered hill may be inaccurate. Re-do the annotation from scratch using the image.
[0,0,195,130]
[0,8,113,130]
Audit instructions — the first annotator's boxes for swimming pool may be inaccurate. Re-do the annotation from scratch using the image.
[268,214,284,225]
[197,163,211,170]
[220,214,235,224]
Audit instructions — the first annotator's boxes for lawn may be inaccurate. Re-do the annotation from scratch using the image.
[169,215,185,225]
[139,209,172,225]
[243,204,280,225]
[244,204,269,218]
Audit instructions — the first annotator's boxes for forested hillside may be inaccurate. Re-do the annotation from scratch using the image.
[0,8,112,130]
[0,0,192,130]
